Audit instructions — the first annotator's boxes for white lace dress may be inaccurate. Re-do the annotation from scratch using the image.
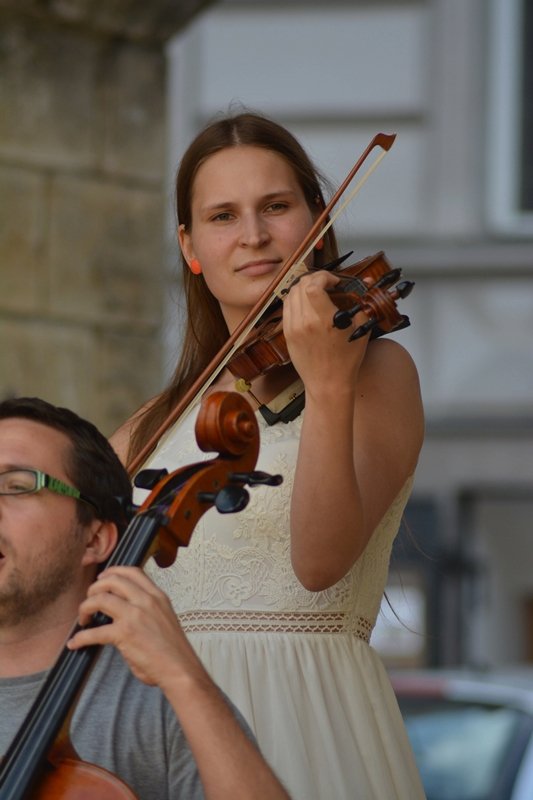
[138,408,426,800]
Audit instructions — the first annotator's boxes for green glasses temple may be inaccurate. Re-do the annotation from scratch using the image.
[0,468,98,511]
[38,471,98,510]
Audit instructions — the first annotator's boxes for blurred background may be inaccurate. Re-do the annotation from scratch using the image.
[1,0,532,671]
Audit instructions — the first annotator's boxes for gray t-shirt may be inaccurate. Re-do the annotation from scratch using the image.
[0,646,212,799]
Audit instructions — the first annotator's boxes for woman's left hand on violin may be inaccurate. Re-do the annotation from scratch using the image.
[282,270,370,397]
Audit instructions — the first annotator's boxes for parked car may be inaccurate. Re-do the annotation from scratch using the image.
[390,669,533,800]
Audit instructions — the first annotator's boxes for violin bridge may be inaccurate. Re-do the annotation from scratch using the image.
[273,261,309,298]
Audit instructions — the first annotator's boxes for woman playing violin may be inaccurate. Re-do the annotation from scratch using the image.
[112,112,425,800]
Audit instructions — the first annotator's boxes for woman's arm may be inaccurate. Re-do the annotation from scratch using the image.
[283,272,424,591]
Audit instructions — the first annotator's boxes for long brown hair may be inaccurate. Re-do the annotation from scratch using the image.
[128,111,339,466]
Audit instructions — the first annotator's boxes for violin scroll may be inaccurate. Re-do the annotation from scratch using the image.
[226,251,414,385]
[330,251,415,340]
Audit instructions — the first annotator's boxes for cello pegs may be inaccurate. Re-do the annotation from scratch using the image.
[134,468,169,490]
[215,486,250,513]
[197,485,250,513]
[230,470,283,487]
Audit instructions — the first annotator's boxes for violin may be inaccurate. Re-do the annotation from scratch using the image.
[229,250,414,382]
[226,250,414,423]
[0,392,281,800]
[128,132,413,471]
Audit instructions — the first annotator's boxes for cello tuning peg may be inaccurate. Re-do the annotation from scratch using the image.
[230,470,283,487]
[197,491,217,504]
[134,468,169,490]
[217,486,250,513]
[116,497,140,522]
[197,486,250,513]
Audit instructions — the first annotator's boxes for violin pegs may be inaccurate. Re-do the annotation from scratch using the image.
[349,318,378,341]
[333,309,354,330]
[333,304,362,330]
[374,268,403,289]
[395,280,415,299]
[393,314,411,330]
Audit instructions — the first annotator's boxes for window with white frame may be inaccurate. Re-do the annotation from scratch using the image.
[488,0,533,233]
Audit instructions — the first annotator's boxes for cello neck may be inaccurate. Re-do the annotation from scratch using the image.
[0,511,158,800]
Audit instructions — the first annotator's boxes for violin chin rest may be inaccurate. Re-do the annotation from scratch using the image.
[258,379,305,426]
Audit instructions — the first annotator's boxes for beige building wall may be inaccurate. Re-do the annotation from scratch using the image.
[0,1,209,435]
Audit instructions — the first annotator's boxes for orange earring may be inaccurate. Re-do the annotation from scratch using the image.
[314,238,324,251]
[189,258,202,275]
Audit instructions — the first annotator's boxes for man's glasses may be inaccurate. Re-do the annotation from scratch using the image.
[0,468,98,511]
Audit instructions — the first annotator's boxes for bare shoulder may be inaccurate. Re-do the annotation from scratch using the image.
[109,396,158,465]
[109,418,136,464]
[360,337,420,392]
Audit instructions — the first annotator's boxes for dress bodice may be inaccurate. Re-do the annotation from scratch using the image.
[139,407,412,636]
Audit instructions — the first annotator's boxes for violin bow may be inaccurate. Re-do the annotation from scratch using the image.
[128,132,396,475]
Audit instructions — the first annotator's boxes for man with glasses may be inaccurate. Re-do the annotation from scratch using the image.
[0,396,289,800]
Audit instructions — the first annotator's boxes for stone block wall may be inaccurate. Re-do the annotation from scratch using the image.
[0,1,209,435]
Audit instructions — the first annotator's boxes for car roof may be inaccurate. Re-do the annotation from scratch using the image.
[389,667,533,712]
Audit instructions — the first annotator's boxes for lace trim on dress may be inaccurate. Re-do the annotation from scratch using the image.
[178,609,373,640]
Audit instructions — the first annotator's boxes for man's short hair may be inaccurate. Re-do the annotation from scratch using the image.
[0,397,132,533]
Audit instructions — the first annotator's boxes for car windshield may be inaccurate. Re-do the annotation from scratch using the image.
[398,697,527,800]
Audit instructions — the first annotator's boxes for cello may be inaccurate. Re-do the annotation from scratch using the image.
[0,392,281,799]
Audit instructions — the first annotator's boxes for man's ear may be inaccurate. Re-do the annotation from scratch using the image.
[81,519,118,568]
